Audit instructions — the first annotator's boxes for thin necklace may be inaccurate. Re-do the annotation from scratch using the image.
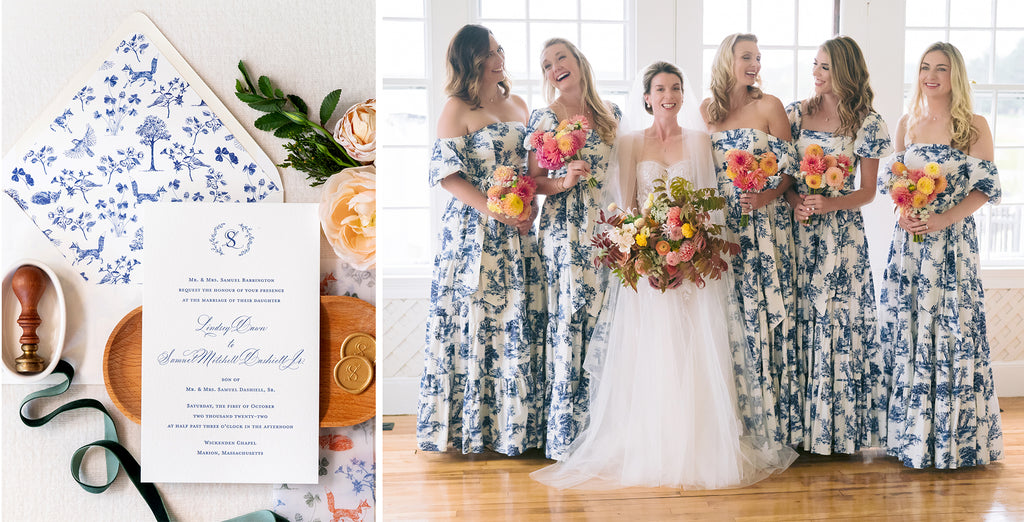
[554,98,587,120]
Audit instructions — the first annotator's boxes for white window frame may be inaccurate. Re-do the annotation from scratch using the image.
[895,0,1024,281]
[381,0,1024,296]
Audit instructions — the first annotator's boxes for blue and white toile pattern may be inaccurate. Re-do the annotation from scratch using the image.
[786,102,891,454]
[878,144,1004,469]
[710,128,802,447]
[3,32,280,284]
[417,122,547,456]
[525,105,620,460]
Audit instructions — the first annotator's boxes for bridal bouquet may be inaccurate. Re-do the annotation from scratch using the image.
[529,115,597,187]
[592,178,739,292]
[486,165,536,221]
[794,144,854,224]
[724,149,778,226]
[885,160,946,242]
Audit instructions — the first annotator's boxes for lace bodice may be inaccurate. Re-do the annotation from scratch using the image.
[635,159,699,206]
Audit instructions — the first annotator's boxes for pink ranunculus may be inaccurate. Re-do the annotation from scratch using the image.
[678,240,696,262]
[824,166,846,189]
[530,131,547,151]
[319,165,376,271]
[333,99,376,163]
[540,140,563,168]
[801,155,826,176]
[516,175,537,201]
[726,149,755,173]
[836,154,852,170]
[666,206,682,227]
[891,185,912,208]
[665,250,682,266]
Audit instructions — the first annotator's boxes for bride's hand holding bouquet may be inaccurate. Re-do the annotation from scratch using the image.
[592,177,739,293]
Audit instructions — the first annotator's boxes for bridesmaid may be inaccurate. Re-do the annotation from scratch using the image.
[525,38,620,460]
[417,24,546,456]
[880,42,1003,469]
[784,36,890,455]
[701,33,802,446]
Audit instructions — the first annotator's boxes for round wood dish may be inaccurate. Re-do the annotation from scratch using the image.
[102,295,376,427]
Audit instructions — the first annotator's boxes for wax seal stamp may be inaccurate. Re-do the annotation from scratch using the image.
[333,355,373,394]
[12,265,48,373]
[341,332,376,364]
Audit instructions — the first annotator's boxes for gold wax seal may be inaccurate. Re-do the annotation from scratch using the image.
[341,332,376,365]
[333,355,374,394]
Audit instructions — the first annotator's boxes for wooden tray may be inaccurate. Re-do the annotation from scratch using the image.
[102,295,376,427]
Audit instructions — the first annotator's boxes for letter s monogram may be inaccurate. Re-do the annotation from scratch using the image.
[224,229,238,248]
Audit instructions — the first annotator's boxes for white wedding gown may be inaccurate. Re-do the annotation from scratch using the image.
[531,159,797,490]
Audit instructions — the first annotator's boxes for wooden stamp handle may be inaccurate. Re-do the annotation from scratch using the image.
[12,265,47,345]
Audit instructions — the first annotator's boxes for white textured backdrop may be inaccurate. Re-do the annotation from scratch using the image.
[386,286,1024,414]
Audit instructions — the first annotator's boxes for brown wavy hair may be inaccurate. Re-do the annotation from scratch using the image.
[445,25,511,110]
[706,33,763,124]
[907,42,978,152]
[642,61,684,114]
[540,38,617,144]
[805,36,875,138]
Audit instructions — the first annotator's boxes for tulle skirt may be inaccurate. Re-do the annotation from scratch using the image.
[531,276,797,490]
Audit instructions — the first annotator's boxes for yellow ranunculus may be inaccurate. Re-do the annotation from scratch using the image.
[911,192,928,208]
[681,223,696,238]
[916,176,935,195]
[726,168,738,180]
[806,173,823,190]
[501,194,524,216]
[635,233,647,247]
[924,162,941,178]
[556,135,574,154]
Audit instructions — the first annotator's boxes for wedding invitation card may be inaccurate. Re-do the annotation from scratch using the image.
[141,203,319,483]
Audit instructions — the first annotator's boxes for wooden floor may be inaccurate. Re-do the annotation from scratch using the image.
[382,397,1024,521]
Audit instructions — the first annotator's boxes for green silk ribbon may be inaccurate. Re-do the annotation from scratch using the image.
[19,359,288,522]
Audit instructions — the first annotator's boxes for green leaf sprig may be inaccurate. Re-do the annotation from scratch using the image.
[235,61,360,186]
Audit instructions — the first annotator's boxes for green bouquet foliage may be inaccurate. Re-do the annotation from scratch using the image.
[235,61,359,186]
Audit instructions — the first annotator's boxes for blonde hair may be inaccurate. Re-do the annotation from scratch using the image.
[706,33,763,124]
[540,38,617,144]
[907,42,978,152]
[445,25,511,110]
[806,36,875,138]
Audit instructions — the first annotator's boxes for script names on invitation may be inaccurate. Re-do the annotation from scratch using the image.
[142,203,319,484]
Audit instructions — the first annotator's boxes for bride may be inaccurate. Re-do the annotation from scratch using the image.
[531,61,797,490]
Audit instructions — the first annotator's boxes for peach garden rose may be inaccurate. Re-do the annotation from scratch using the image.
[333,98,376,163]
[320,165,376,270]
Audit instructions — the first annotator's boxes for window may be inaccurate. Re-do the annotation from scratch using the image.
[379,0,432,277]
[379,1,846,286]
[700,0,835,102]
[378,0,634,286]
[904,0,1024,266]
[478,0,633,110]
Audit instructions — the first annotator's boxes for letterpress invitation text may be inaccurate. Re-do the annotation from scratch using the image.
[141,203,319,483]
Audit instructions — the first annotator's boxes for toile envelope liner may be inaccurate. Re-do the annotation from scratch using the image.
[2,12,283,286]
